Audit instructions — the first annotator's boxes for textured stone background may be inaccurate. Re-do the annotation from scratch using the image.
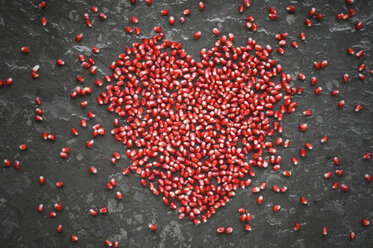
[0,0,372,247]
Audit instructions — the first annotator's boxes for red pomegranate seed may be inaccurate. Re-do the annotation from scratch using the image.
[299,32,306,40]
[364,174,372,182]
[21,46,29,54]
[56,59,65,66]
[86,140,94,148]
[362,219,370,226]
[39,176,45,184]
[71,235,78,242]
[338,100,345,109]
[39,1,46,8]
[287,5,295,13]
[56,181,64,188]
[363,152,371,160]
[105,240,112,247]
[349,232,355,240]
[283,170,291,177]
[335,169,344,176]
[49,211,57,218]
[100,207,108,214]
[303,110,312,116]
[322,226,328,236]
[5,77,13,86]
[356,51,364,58]
[331,89,339,96]
[41,17,47,25]
[332,182,339,189]
[324,172,332,179]
[134,26,140,35]
[213,28,221,36]
[355,21,362,30]
[19,144,27,150]
[316,13,323,21]
[225,227,233,234]
[130,16,138,24]
[290,41,298,48]
[161,9,169,16]
[314,87,322,95]
[273,205,281,212]
[125,26,133,33]
[169,16,175,25]
[300,196,308,205]
[340,184,348,192]
[116,191,123,200]
[92,46,99,54]
[346,0,354,4]
[305,19,312,27]
[321,136,328,143]
[98,13,107,20]
[299,123,308,131]
[54,203,63,211]
[148,224,157,231]
[37,204,44,213]
[355,104,362,112]
[199,2,205,11]
[91,6,98,13]
[257,196,263,204]
[294,222,300,231]
[90,209,98,216]
[89,166,97,174]
[194,31,201,39]
[305,143,313,150]
[183,9,191,15]
[57,225,63,233]
[309,7,316,16]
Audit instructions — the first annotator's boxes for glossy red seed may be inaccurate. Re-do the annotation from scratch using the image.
[54,203,63,211]
[294,223,300,231]
[41,17,47,25]
[37,204,44,213]
[39,176,45,184]
[322,226,328,235]
[169,16,175,25]
[338,100,345,109]
[362,219,370,226]
[71,235,78,242]
[98,13,107,20]
[130,16,138,24]
[299,123,308,131]
[148,224,157,231]
[287,5,295,13]
[56,225,63,233]
[341,184,348,192]
[213,28,221,36]
[193,31,201,39]
[363,152,371,160]
[273,205,281,212]
[355,22,362,30]
[225,227,233,234]
[364,174,372,182]
[161,9,169,16]
[316,13,323,21]
[324,171,332,179]
[198,2,205,11]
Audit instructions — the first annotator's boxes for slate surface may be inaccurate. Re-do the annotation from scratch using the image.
[0,0,372,247]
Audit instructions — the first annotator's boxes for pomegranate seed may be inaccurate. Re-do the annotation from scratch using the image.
[90,209,98,216]
[71,235,78,242]
[89,166,97,174]
[130,16,138,24]
[355,104,362,112]
[356,51,364,58]
[41,17,47,25]
[91,6,98,13]
[303,109,312,116]
[49,211,56,218]
[98,13,107,20]
[332,182,339,189]
[160,9,169,16]
[331,89,339,96]
[148,224,157,231]
[299,32,306,40]
[54,203,63,211]
[183,9,191,15]
[338,100,345,109]
[300,196,308,205]
[309,7,316,17]
[21,46,30,54]
[56,59,65,66]
[335,169,344,176]
[193,31,201,39]
[364,174,372,182]
[92,46,99,54]
[341,183,348,192]
[5,77,13,86]
[213,28,221,36]
[362,219,370,226]
[273,205,281,212]
[355,21,362,30]
[322,226,328,236]
[305,19,312,27]
[125,26,133,33]
[100,207,108,214]
[39,1,46,8]
[56,181,64,188]
[349,232,355,240]
[316,13,323,21]
[198,2,205,11]
[363,152,371,160]
[225,227,233,234]
[169,16,175,25]
[283,170,291,177]
[39,176,45,184]
[134,26,140,35]
[19,144,27,150]
[86,140,94,148]
[299,123,308,132]
[57,225,63,233]
[287,5,295,13]
[324,172,332,179]
[346,0,354,4]
[314,87,322,95]
[116,191,123,200]
[257,196,263,204]
[244,224,252,231]
[294,222,300,231]
[37,204,44,213]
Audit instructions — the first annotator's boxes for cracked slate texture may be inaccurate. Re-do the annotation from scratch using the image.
[0,0,373,247]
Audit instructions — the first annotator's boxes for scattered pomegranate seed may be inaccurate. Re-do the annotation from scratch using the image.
[355,21,362,30]
[41,17,47,25]
[322,226,328,236]
[287,5,295,13]
[193,31,201,39]
[225,227,233,234]
[294,222,300,231]
[71,235,78,242]
[56,225,63,233]
[148,224,157,231]
[160,9,169,16]
[363,152,371,160]
[198,2,205,11]
[273,205,281,212]
[362,219,370,226]
[39,176,45,184]
[349,232,355,240]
